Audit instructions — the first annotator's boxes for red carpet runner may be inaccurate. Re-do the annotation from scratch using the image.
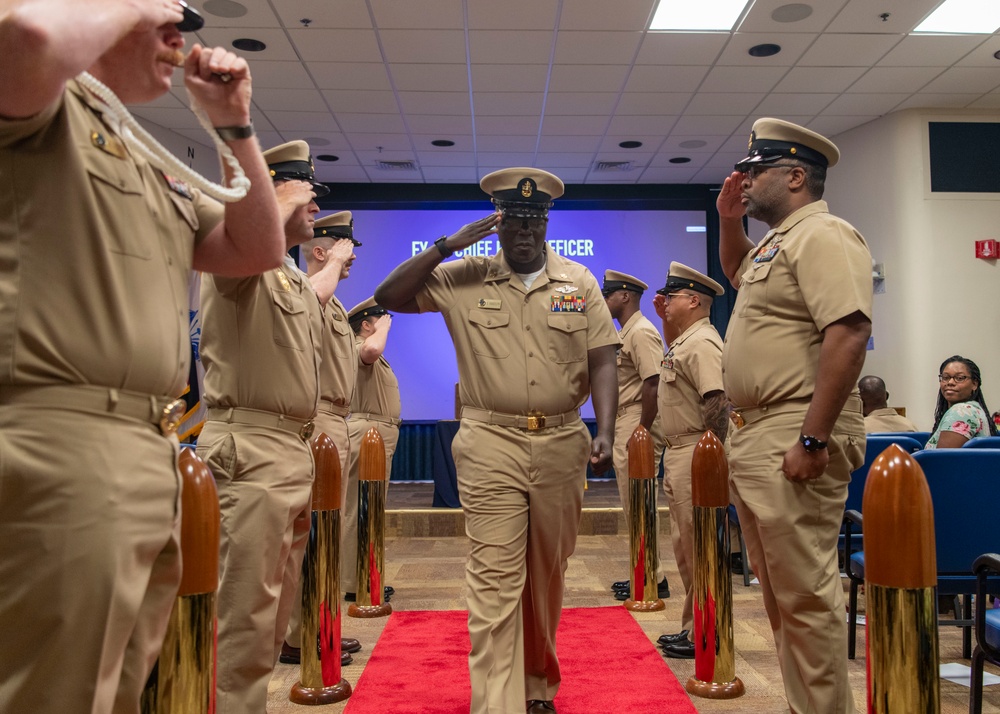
[344,606,698,713]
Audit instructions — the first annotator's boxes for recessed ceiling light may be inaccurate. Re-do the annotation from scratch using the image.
[679,139,707,149]
[431,139,455,147]
[618,140,643,149]
[771,3,812,23]
[913,0,1000,34]
[748,43,781,58]
[649,0,751,31]
[203,0,247,18]
[232,38,266,52]
[316,155,340,162]
[669,157,692,164]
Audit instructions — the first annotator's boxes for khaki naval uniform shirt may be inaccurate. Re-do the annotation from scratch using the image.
[318,296,358,416]
[865,407,919,433]
[416,248,618,413]
[0,80,223,711]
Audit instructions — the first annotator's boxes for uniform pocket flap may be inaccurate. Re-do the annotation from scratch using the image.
[468,310,510,329]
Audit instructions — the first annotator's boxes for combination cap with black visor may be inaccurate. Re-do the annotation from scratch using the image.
[734,117,840,173]
[602,270,648,298]
[348,297,389,327]
[656,261,725,298]
[480,167,565,219]
[313,211,361,247]
[176,1,205,32]
[261,140,330,198]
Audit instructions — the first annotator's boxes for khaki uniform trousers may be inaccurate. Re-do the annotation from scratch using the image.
[197,421,314,714]
[612,405,666,581]
[0,403,181,714]
[285,411,349,648]
[341,417,400,592]
[661,442,696,636]
[453,419,590,714]
[729,406,864,714]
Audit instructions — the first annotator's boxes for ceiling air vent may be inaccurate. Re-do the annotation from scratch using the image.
[593,161,632,172]
[375,160,417,171]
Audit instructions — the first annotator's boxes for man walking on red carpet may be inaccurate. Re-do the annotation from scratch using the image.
[376,168,618,714]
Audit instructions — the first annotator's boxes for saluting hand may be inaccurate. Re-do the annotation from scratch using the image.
[440,212,501,254]
[274,180,316,222]
[652,293,667,321]
[717,171,748,220]
[373,314,392,333]
[780,442,828,482]
[327,238,355,265]
[184,44,252,128]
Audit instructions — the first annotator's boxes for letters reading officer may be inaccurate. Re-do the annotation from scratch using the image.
[0,2,284,712]
[374,168,619,714]
[717,118,872,714]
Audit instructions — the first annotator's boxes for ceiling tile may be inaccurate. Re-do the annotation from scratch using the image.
[534,153,598,167]
[549,65,630,92]
[407,115,475,134]
[287,28,383,62]
[469,31,555,64]
[700,66,787,93]
[415,151,477,167]
[967,93,1000,109]
[477,151,540,165]
[245,61,315,89]
[398,91,471,115]
[559,0,656,31]
[738,0,850,33]
[894,93,982,110]
[848,66,943,94]
[539,115,609,134]
[877,35,985,68]
[379,30,468,64]
[421,167,480,181]
[554,32,643,64]
[544,92,620,116]
[538,135,602,152]
[753,92,837,116]
[685,92,762,115]
[639,166,702,182]
[320,89,399,114]
[716,33,816,67]
[798,34,901,67]
[471,65,550,93]
[826,0,943,33]
[823,93,910,115]
[369,0,464,29]
[467,0,559,31]
[772,66,867,93]
[393,63,470,92]
[806,115,879,137]
[473,92,545,116]
[342,133,411,151]
[921,67,1000,95]
[600,135,665,151]
[271,0,372,29]
[607,115,679,134]
[253,87,329,112]
[475,115,542,134]
[624,65,710,93]
[197,27,300,61]
[474,135,539,152]
[308,62,393,91]
[672,114,745,135]
[636,32,729,65]
[332,113,407,133]
[614,93,691,115]
[956,36,1000,67]
[263,110,342,132]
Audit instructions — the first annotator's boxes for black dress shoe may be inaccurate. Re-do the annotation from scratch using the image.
[611,579,629,591]
[341,637,362,654]
[279,641,300,665]
[614,578,670,600]
[661,639,695,659]
[657,630,690,646]
[730,552,744,575]
[341,651,353,666]
[526,700,556,713]
[345,586,393,603]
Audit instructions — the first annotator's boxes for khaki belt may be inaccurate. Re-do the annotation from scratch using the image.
[207,406,314,441]
[0,383,185,436]
[318,399,350,417]
[461,407,579,431]
[663,432,703,449]
[732,394,862,428]
[616,402,642,418]
[351,411,402,427]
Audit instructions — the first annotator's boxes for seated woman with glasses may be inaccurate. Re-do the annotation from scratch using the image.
[924,355,997,448]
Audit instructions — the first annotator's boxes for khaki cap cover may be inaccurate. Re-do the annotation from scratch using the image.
[736,117,840,170]
[658,261,725,297]
[602,270,649,294]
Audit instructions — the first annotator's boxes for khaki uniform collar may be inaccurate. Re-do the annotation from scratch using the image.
[768,200,829,238]
[619,310,645,338]
[671,316,711,347]
[485,245,575,289]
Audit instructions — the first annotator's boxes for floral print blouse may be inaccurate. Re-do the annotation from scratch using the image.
[925,401,990,448]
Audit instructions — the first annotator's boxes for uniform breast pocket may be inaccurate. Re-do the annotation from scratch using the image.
[468,310,510,359]
[737,261,772,317]
[271,288,309,351]
[659,368,682,406]
[84,151,153,259]
[546,313,587,364]
[329,314,353,358]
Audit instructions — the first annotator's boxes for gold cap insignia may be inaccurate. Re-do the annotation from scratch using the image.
[520,179,533,198]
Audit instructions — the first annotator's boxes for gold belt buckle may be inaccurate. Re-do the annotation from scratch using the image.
[299,420,315,442]
[526,415,545,430]
[160,399,186,436]
[730,411,745,430]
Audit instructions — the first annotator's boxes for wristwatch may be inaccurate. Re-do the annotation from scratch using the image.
[799,434,828,452]
[434,235,453,258]
[214,122,255,141]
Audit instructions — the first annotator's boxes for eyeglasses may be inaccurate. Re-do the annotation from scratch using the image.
[662,292,693,302]
[499,216,547,231]
[743,163,799,181]
[939,374,971,384]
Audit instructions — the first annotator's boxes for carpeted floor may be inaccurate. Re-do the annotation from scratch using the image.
[342,607,696,714]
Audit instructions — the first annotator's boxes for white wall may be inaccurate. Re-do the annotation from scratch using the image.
[134,116,221,181]
[825,109,1000,430]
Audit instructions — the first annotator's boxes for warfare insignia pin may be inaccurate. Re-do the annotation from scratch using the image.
[275,269,292,291]
[554,285,578,294]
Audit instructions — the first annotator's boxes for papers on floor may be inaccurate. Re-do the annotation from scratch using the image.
[940,662,1000,688]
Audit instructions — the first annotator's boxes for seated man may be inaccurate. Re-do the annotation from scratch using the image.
[859,375,919,432]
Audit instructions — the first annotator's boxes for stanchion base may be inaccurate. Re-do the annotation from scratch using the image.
[686,676,745,700]
[348,602,393,618]
[290,679,352,705]
[624,598,665,612]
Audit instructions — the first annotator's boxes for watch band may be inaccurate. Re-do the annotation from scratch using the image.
[799,434,828,452]
[434,236,453,258]
[214,123,255,141]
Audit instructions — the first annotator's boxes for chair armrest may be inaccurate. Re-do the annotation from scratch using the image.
[843,509,863,560]
[973,553,1000,653]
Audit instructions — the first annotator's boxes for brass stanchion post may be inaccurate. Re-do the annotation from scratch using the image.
[348,427,392,618]
[863,444,940,713]
[290,432,352,705]
[624,425,664,612]
[142,448,220,714]
[686,431,744,699]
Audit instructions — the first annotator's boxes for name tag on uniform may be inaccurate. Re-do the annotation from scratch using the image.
[551,294,586,313]
[477,298,502,310]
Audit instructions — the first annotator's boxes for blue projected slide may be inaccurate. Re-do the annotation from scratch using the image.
[328,207,707,420]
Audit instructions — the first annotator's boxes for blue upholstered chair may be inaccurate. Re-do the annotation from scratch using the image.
[971,553,1000,714]
[847,449,1000,661]
[964,436,1000,449]
[870,430,932,448]
[843,435,922,658]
